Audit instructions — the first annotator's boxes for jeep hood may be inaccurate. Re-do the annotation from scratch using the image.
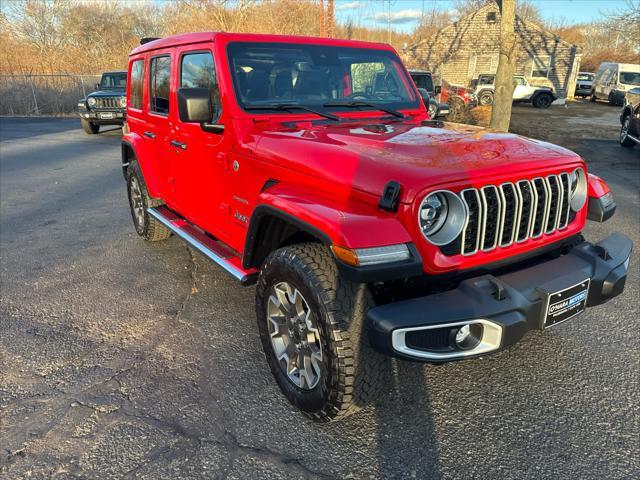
[252,120,582,203]
[88,89,125,97]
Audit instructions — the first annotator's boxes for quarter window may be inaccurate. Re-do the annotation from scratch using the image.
[150,56,171,115]
[180,51,221,116]
[130,60,144,110]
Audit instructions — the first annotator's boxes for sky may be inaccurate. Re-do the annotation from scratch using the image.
[334,0,630,32]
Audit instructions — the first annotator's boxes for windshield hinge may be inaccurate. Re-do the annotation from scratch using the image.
[379,181,402,212]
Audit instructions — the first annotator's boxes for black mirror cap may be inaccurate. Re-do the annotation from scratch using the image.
[177,87,214,124]
[434,85,442,95]
[95,83,101,90]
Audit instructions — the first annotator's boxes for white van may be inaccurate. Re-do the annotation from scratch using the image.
[591,62,640,105]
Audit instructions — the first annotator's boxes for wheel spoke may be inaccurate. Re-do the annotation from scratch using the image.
[267,281,323,390]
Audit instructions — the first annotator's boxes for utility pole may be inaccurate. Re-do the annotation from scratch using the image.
[328,0,335,38]
[320,0,326,37]
[489,0,518,132]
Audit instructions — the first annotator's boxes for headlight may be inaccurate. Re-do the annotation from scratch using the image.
[418,190,467,246]
[87,97,96,107]
[568,167,587,211]
[119,96,127,108]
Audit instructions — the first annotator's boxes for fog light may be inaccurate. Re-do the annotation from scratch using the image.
[452,323,483,350]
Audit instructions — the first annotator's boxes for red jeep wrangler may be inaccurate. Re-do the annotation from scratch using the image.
[122,33,631,422]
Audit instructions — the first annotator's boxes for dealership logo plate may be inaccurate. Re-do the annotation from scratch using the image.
[545,279,590,328]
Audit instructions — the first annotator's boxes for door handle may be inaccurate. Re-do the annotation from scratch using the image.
[144,131,156,139]
[170,140,187,150]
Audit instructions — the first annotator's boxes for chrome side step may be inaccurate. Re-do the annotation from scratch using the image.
[626,134,640,145]
[148,206,259,285]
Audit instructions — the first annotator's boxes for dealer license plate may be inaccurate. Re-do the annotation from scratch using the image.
[544,279,590,328]
[99,112,114,119]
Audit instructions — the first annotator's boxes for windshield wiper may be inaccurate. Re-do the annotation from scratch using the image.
[244,103,339,121]
[322,100,406,119]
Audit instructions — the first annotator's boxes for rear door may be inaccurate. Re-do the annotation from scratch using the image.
[147,49,177,205]
[170,46,231,240]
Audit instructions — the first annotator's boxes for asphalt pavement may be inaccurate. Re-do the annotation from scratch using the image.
[1,107,639,479]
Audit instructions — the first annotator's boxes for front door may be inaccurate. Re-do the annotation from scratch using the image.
[512,77,529,100]
[170,47,231,241]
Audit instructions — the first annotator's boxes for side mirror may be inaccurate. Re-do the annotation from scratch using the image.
[95,83,101,90]
[434,85,442,95]
[177,87,224,133]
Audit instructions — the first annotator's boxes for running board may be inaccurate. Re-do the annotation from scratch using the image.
[148,206,259,285]
[627,134,640,145]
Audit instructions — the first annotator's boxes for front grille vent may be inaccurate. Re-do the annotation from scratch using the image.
[94,97,121,109]
[443,173,572,256]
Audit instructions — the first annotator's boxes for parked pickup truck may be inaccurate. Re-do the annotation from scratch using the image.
[122,33,631,422]
[78,71,127,134]
[620,87,640,148]
[471,74,557,108]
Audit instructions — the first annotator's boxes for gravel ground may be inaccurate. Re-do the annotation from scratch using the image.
[1,103,639,480]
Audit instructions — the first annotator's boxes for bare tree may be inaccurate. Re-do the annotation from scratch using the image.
[490,0,517,132]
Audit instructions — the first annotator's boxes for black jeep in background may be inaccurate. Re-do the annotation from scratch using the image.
[620,87,640,148]
[78,71,127,134]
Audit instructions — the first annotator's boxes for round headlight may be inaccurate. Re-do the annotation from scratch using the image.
[87,97,97,107]
[119,96,127,108]
[569,168,587,211]
[418,190,467,246]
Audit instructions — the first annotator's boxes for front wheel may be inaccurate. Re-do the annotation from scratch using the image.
[255,243,387,422]
[479,90,494,106]
[620,116,636,148]
[81,118,100,134]
[533,93,553,108]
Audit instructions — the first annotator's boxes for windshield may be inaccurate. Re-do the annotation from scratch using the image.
[620,71,640,86]
[100,72,127,89]
[227,42,419,113]
[577,73,593,81]
[411,74,434,92]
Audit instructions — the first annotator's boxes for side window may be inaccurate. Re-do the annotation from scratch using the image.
[150,56,171,115]
[531,55,551,78]
[181,51,221,119]
[130,60,144,110]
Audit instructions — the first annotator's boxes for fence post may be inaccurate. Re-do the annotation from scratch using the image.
[29,75,39,115]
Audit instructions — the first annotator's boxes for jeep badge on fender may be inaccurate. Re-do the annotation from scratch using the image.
[121,32,632,422]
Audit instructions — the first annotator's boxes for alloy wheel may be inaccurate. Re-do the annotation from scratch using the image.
[620,117,629,143]
[129,176,145,228]
[267,282,323,390]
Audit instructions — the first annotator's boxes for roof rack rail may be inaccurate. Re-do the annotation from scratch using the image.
[140,37,160,45]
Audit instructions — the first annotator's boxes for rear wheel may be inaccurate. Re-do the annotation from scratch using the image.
[81,118,100,134]
[620,115,636,148]
[126,161,171,241]
[256,243,387,422]
[533,93,553,108]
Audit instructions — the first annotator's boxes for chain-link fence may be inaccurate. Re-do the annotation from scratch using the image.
[0,74,103,116]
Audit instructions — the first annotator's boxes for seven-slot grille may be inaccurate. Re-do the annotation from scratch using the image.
[93,97,121,109]
[442,173,572,256]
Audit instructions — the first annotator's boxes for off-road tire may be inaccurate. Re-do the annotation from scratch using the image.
[590,92,597,102]
[532,93,553,109]
[479,90,494,106]
[256,243,388,422]
[620,115,636,148]
[126,161,171,241]
[81,118,100,134]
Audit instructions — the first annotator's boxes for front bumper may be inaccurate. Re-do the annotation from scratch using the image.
[367,233,632,362]
[79,109,126,125]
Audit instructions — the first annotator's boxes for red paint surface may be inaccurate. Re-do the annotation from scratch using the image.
[124,32,607,275]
